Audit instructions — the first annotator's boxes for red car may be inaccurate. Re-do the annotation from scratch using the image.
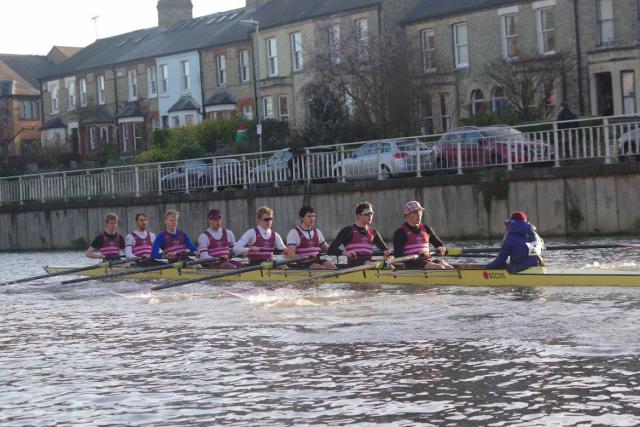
[433,126,550,168]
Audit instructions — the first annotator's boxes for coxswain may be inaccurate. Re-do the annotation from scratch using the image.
[85,212,125,260]
[197,209,238,269]
[286,206,336,270]
[151,210,197,262]
[486,211,544,273]
[327,201,391,267]
[233,206,286,265]
[125,213,156,260]
[392,201,453,269]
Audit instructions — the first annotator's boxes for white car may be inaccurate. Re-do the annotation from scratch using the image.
[618,128,640,162]
[333,139,432,180]
[248,149,293,184]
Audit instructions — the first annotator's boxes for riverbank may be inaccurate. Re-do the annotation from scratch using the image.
[1,163,639,251]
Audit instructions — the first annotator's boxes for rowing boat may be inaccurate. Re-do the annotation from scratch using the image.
[44,265,640,287]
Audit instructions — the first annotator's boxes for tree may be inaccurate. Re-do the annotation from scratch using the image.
[483,52,576,122]
[306,24,425,139]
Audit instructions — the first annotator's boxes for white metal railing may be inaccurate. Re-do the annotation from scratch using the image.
[1,114,639,204]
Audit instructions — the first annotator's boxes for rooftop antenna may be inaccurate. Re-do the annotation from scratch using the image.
[91,15,100,39]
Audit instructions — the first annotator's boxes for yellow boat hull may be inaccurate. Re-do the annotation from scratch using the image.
[45,265,640,287]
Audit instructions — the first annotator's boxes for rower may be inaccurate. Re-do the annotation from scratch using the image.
[486,211,545,273]
[286,206,336,270]
[197,209,238,269]
[151,210,197,262]
[125,213,156,260]
[392,201,453,270]
[327,201,391,267]
[233,206,286,265]
[85,212,125,260]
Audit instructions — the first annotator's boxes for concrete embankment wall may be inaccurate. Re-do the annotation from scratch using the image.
[1,163,639,251]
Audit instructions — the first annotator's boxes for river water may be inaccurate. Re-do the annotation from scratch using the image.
[2,238,640,426]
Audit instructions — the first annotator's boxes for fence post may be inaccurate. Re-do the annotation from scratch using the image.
[339,146,346,183]
[40,174,46,203]
[507,143,513,172]
[18,176,24,205]
[184,162,190,194]
[86,170,91,200]
[242,155,248,189]
[552,123,560,167]
[456,142,463,175]
[109,169,116,198]
[212,161,218,192]
[377,142,383,180]
[415,138,422,178]
[603,117,611,164]
[0,179,3,206]
[157,164,162,195]
[134,166,140,197]
[305,148,311,183]
[63,172,68,201]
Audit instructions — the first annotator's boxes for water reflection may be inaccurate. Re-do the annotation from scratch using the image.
[1,238,640,425]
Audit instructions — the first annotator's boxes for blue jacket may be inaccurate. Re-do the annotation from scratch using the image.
[486,220,542,273]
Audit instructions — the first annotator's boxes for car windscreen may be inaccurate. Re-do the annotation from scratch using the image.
[482,128,523,138]
[397,142,430,151]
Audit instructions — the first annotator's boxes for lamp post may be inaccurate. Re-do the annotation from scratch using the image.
[241,18,263,156]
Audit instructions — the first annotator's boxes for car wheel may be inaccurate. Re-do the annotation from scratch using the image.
[380,165,392,179]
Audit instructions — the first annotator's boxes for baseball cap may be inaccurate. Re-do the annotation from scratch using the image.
[403,201,425,216]
[208,209,222,219]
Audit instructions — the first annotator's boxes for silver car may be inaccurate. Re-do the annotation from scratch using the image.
[618,128,640,162]
[333,139,432,180]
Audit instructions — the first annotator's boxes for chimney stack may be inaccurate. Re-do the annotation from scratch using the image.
[157,0,193,28]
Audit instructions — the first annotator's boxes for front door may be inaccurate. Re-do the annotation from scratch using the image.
[70,128,80,156]
[595,72,614,116]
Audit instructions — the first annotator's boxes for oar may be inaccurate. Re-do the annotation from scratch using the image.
[280,254,422,288]
[0,257,142,286]
[151,255,314,291]
[59,257,223,285]
[447,242,640,255]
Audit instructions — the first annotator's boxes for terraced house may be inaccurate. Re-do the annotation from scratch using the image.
[403,0,640,133]
[39,0,423,160]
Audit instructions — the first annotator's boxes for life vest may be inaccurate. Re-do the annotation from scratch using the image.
[344,224,375,260]
[401,223,431,256]
[293,226,321,259]
[100,232,121,259]
[205,229,231,259]
[131,231,152,257]
[248,227,276,263]
[161,231,190,261]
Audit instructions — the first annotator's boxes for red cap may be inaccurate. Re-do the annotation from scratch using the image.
[208,209,222,219]
[510,211,527,222]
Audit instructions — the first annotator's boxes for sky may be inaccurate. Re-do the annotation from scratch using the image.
[0,0,246,55]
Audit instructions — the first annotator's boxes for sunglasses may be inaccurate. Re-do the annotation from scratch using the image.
[261,217,274,221]
[209,216,222,220]
[359,211,374,217]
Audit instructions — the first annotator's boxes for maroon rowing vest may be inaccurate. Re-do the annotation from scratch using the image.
[249,227,276,263]
[100,232,121,259]
[205,229,231,258]
[401,223,430,256]
[131,232,152,257]
[344,225,375,261]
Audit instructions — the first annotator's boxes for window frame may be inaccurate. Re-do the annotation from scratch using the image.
[216,54,227,86]
[262,96,274,118]
[278,95,289,121]
[159,64,169,95]
[621,70,637,114]
[290,31,303,72]
[147,67,158,97]
[239,49,250,82]
[65,77,76,111]
[79,78,87,106]
[501,14,519,59]
[596,0,615,47]
[97,75,105,105]
[453,23,469,68]
[128,69,138,101]
[420,28,436,73]
[266,38,278,77]
[537,7,556,55]
[329,24,341,64]
[180,60,191,92]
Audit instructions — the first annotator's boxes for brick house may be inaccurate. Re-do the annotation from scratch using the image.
[403,0,640,133]
[0,47,78,158]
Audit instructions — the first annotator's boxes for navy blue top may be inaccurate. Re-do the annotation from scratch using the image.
[486,220,542,273]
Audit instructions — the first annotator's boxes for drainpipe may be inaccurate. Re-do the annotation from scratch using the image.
[112,68,119,152]
[198,50,207,120]
[573,0,585,115]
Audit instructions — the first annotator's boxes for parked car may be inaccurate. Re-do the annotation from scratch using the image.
[333,139,432,180]
[432,126,549,168]
[248,149,293,184]
[618,128,640,162]
[207,158,244,190]
[160,160,211,192]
